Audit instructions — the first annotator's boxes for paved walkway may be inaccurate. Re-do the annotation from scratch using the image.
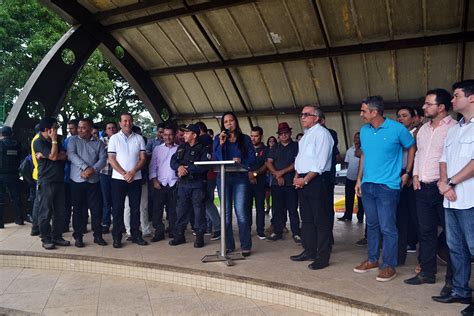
[0,194,471,315]
[0,267,314,315]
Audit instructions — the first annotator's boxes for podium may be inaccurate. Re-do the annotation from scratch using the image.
[194,160,249,266]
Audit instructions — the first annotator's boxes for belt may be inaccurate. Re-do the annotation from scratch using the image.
[420,181,437,187]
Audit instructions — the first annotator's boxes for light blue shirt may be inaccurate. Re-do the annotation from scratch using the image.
[360,118,414,190]
[295,123,334,174]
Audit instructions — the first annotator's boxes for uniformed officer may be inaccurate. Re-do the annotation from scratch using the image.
[169,124,209,248]
[0,126,23,228]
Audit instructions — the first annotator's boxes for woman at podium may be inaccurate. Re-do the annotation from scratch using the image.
[213,112,256,257]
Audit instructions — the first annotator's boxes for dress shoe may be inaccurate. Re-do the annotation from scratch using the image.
[131,236,148,246]
[308,261,329,270]
[113,240,122,248]
[461,303,474,316]
[169,236,186,246]
[432,294,471,304]
[42,241,55,250]
[290,251,316,262]
[30,230,40,236]
[75,239,85,248]
[15,219,24,225]
[25,214,33,223]
[337,217,351,222]
[94,236,107,246]
[194,234,204,248]
[53,238,70,246]
[440,283,453,296]
[242,251,251,257]
[404,274,435,285]
[151,234,165,242]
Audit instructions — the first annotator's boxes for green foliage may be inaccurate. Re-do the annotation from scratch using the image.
[0,0,149,132]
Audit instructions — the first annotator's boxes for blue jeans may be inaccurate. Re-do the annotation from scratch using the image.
[217,175,252,251]
[361,183,400,269]
[445,207,474,298]
[100,174,112,227]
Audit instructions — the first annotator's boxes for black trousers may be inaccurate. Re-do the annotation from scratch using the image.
[271,185,300,236]
[38,182,65,242]
[111,179,142,241]
[152,184,177,236]
[397,185,418,264]
[342,178,364,221]
[64,182,72,228]
[0,174,23,226]
[416,182,452,280]
[299,176,332,264]
[249,182,266,236]
[70,181,103,239]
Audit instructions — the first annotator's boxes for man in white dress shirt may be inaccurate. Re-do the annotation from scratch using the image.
[291,105,334,270]
[431,80,474,316]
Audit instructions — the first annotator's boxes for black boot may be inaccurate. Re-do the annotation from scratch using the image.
[194,234,204,248]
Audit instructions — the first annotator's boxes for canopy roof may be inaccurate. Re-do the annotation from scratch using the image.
[45,0,474,150]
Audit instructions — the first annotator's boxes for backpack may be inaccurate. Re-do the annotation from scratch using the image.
[19,154,35,185]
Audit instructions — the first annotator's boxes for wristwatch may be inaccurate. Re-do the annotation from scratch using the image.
[447,178,456,187]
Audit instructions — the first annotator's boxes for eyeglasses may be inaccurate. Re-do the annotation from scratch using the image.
[299,113,317,118]
[423,102,438,107]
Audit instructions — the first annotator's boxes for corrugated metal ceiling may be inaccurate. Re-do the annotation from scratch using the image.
[76,0,473,151]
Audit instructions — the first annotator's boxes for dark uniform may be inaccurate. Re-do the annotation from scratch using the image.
[170,140,209,247]
[0,127,22,227]
[249,144,269,237]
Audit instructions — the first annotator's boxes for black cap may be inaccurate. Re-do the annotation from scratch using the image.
[181,124,200,135]
[0,126,13,137]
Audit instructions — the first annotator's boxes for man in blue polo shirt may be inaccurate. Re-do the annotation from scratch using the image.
[353,96,414,282]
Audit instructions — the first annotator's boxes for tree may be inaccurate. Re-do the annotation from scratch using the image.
[0,0,149,133]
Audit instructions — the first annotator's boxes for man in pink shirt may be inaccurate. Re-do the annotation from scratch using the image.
[404,89,456,292]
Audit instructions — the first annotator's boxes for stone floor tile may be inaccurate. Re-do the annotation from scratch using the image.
[149,295,209,315]
[0,267,23,294]
[45,287,100,308]
[42,305,98,316]
[5,268,60,294]
[196,289,258,312]
[54,271,101,291]
[0,291,50,313]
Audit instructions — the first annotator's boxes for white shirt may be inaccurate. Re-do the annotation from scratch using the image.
[149,143,178,187]
[440,117,474,209]
[107,131,146,181]
[344,146,360,181]
[295,123,334,174]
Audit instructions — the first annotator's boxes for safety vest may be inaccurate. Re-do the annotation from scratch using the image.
[0,138,20,174]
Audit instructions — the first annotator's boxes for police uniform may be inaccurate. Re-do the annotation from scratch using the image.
[0,126,23,227]
[170,125,209,247]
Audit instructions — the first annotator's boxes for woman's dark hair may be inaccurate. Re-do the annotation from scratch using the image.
[220,112,247,159]
[266,136,277,147]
